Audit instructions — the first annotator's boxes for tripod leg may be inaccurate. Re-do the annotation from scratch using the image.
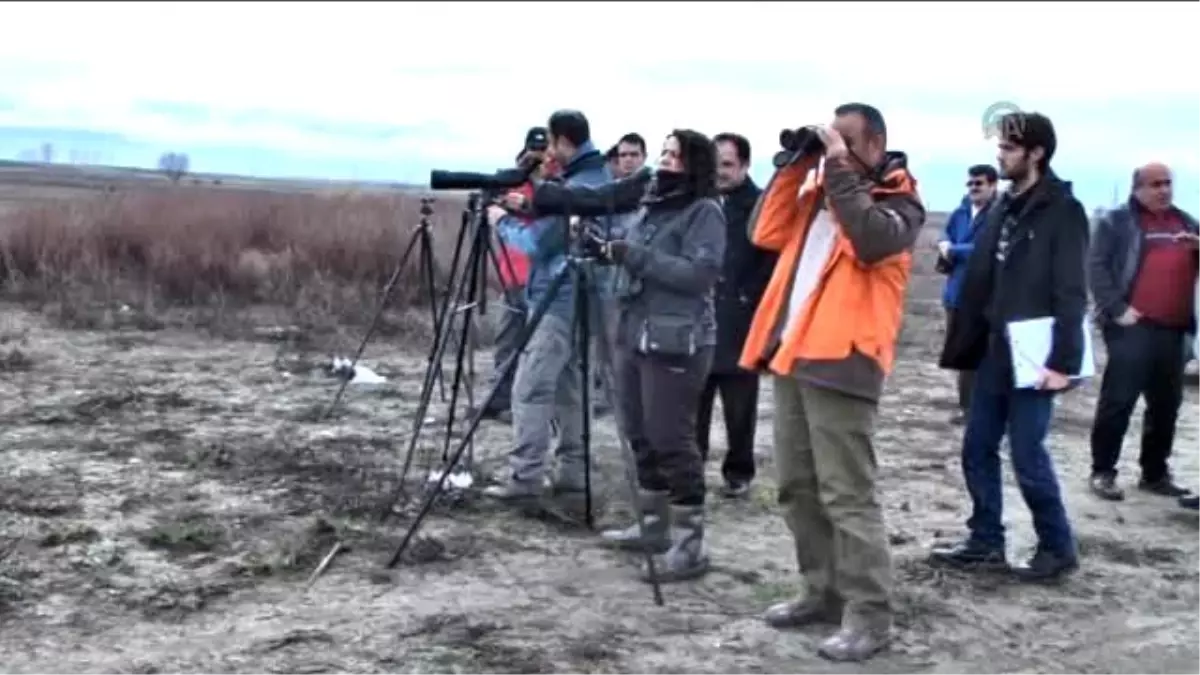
[419,226,448,402]
[438,223,487,467]
[323,226,422,420]
[584,264,663,605]
[382,214,475,520]
[386,261,573,568]
[574,269,594,530]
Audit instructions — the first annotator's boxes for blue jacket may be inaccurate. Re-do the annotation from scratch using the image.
[940,195,994,308]
[499,141,609,321]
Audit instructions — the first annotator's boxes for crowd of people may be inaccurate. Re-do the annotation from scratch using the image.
[460,105,1198,663]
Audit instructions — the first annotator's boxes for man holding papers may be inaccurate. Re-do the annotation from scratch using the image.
[935,111,1090,582]
[1087,162,1198,503]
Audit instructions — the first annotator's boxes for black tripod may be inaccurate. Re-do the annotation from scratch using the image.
[323,196,446,419]
[382,192,519,513]
[382,220,665,605]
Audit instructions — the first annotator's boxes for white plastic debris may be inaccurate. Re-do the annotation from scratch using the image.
[330,356,387,384]
[426,468,475,490]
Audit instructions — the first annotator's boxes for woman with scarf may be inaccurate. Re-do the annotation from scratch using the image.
[586,130,727,583]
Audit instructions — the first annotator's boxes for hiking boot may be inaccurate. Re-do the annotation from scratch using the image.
[481,476,542,501]
[599,489,669,553]
[1179,494,1199,510]
[928,539,1008,571]
[642,504,710,583]
[763,591,843,628]
[1011,547,1078,583]
[817,619,892,663]
[1139,474,1190,498]
[1089,472,1124,501]
[721,479,751,499]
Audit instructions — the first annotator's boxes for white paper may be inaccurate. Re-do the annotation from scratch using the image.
[1006,316,1096,389]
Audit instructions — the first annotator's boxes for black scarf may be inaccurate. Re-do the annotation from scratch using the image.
[642,169,694,210]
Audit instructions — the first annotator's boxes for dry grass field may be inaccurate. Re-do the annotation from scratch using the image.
[0,161,1196,674]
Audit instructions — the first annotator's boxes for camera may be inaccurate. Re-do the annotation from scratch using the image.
[774,126,826,168]
[429,164,535,192]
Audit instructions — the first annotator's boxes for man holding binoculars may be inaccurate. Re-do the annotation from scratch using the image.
[740,103,926,663]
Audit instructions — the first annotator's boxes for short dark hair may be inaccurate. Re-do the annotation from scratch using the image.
[834,102,887,142]
[617,132,646,155]
[605,144,619,161]
[968,164,999,183]
[547,109,590,147]
[998,111,1056,172]
[669,128,719,199]
[713,132,751,165]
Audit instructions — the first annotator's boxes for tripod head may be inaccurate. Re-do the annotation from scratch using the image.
[419,196,435,218]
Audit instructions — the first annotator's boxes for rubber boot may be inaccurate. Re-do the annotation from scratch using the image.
[599,489,669,553]
[642,504,709,583]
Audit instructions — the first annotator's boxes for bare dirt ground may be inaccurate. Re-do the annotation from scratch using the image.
[2,230,1198,673]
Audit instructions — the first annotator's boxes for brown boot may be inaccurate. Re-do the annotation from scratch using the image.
[762,590,843,628]
[817,615,891,662]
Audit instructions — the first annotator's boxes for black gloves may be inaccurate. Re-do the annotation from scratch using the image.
[577,221,628,265]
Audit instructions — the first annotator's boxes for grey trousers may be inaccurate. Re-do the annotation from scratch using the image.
[509,311,585,488]
[489,285,528,410]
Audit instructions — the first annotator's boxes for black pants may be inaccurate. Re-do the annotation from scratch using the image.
[1090,322,1187,481]
[616,346,713,506]
[696,371,759,484]
[945,308,975,413]
[488,286,527,411]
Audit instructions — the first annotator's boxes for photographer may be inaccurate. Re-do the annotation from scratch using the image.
[739,104,925,662]
[482,110,609,503]
[584,130,726,584]
[474,127,554,422]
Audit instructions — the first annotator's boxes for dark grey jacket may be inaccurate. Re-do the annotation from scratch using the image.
[614,198,727,356]
[1089,201,1199,325]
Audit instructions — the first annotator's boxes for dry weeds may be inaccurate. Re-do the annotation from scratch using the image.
[0,184,470,342]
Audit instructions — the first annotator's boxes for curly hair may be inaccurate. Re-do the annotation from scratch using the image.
[669,128,719,199]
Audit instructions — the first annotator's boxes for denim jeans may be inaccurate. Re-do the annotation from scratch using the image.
[961,345,1075,556]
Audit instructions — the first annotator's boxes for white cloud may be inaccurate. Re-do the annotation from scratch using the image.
[1,0,1197,184]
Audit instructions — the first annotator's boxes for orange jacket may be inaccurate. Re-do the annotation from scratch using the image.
[738,155,921,384]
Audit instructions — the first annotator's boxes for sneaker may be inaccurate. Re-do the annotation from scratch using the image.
[721,480,751,499]
[928,539,1008,571]
[1139,475,1190,498]
[481,476,542,501]
[763,593,843,628]
[1089,472,1124,501]
[1179,494,1199,511]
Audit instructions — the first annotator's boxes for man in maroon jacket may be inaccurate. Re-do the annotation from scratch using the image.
[1088,161,1199,502]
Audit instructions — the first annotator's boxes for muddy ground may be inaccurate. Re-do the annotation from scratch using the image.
[1,251,1198,674]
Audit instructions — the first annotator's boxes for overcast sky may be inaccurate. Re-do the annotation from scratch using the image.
[1,1,1196,212]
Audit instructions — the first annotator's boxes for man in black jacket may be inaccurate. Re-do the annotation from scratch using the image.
[933,112,1088,582]
[696,132,776,498]
[1087,162,1198,503]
